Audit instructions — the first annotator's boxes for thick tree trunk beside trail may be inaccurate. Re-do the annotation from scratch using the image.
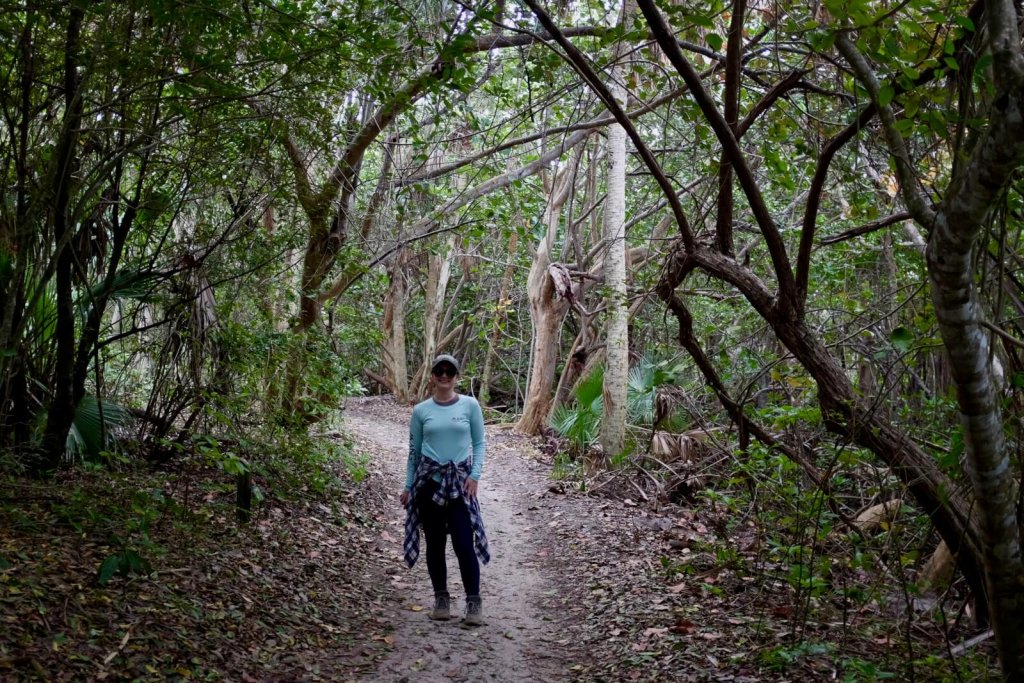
[518,288,570,435]
[517,145,584,435]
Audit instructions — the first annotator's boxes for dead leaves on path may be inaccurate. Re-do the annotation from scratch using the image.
[0,466,398,681]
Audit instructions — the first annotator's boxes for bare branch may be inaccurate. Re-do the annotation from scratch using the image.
[818,211,913,245]
[396,85,689,187]
[522,0,696,251]
[637,0,795,307]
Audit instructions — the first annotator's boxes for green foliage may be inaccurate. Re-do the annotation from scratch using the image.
[550,365,604,455]
[626,354,685,427]
[552,355,693,461]
[889,326,914,354]
[255,426,368,498]
[550,451,583,481]
[97,548,152,586]
[66,396,131,463]
[760,641,836,672]
[0,0,1011,676]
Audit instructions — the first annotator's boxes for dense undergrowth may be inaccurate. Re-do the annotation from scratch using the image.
[536,436,1002,681]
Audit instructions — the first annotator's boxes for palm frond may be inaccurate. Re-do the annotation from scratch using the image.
[627,356,661,426]
[66,396,132,461]
[627,360,656,395]
[550,403,600,452]
[575,363,604,412]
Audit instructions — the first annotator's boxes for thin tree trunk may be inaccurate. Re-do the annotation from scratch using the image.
[0,8,36,441]
[481,230,518,407]
[599,0,634,456]
[382,248,411,403]
[40,6,85,471]
[714,0,745,256]
[416,235,455,397]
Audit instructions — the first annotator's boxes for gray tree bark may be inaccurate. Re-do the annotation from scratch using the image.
[598,0,635,457]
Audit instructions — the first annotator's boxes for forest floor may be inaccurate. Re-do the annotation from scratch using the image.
[0,395,997,682]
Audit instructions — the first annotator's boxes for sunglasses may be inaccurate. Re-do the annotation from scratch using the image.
[432,366,457,378]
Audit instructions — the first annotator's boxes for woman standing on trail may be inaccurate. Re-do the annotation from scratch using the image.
[401,354,490,626]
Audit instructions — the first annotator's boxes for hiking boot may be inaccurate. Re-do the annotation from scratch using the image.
[428,593,451,621]
[463,596,484,626]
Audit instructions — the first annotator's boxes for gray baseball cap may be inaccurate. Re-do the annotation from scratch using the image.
[430,354,460,373]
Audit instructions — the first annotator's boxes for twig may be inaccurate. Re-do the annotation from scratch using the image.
[981,320,1024,350]
[626,475,650,502]
[949,629,994,657]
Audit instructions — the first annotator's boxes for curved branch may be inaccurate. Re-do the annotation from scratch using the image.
[835,34,935,225]
[637,0,795,308]
[737,68,807,136]
[317,61,447,210]
[796,104,877,308]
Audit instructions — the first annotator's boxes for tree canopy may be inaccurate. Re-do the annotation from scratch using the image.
[2,0,1023,678]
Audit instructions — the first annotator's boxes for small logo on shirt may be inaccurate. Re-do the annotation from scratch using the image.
[452,416,468,423]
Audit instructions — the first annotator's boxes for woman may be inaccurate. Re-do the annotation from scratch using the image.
[401,353,490,625]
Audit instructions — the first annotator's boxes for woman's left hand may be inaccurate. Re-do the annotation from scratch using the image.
[464,478,478,499]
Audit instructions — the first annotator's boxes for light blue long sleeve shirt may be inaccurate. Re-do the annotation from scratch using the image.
[405,394,485,490]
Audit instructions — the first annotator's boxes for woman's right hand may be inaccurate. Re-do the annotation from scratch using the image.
[400,490,410,506]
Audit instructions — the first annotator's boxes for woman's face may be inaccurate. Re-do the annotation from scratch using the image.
[432,363,458,389]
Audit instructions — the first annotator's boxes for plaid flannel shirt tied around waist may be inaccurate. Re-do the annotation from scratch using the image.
[403,457,490,569]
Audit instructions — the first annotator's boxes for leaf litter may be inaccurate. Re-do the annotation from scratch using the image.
[1,395,998,681]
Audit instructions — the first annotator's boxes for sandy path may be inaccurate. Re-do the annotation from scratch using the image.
[343,398,569,682]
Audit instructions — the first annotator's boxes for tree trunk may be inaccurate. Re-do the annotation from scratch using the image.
[481,230,518,407]
[382,248,411,403]
[927,147,1024,679]
[517,282,569,434]
[836,1,1024,672]
[39,6,85,472]
[416,235,455,397]
[0,8,36,448]
[599,0,634,456]
[554,319,595,410]
[280,215,335,414]
[516,147,582,435]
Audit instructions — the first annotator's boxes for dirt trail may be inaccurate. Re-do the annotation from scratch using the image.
[343,397,570,682]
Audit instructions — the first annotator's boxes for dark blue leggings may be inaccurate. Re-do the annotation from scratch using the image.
[416,480,480,598]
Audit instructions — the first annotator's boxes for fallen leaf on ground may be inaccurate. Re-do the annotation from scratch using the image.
[670,619,696,635]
